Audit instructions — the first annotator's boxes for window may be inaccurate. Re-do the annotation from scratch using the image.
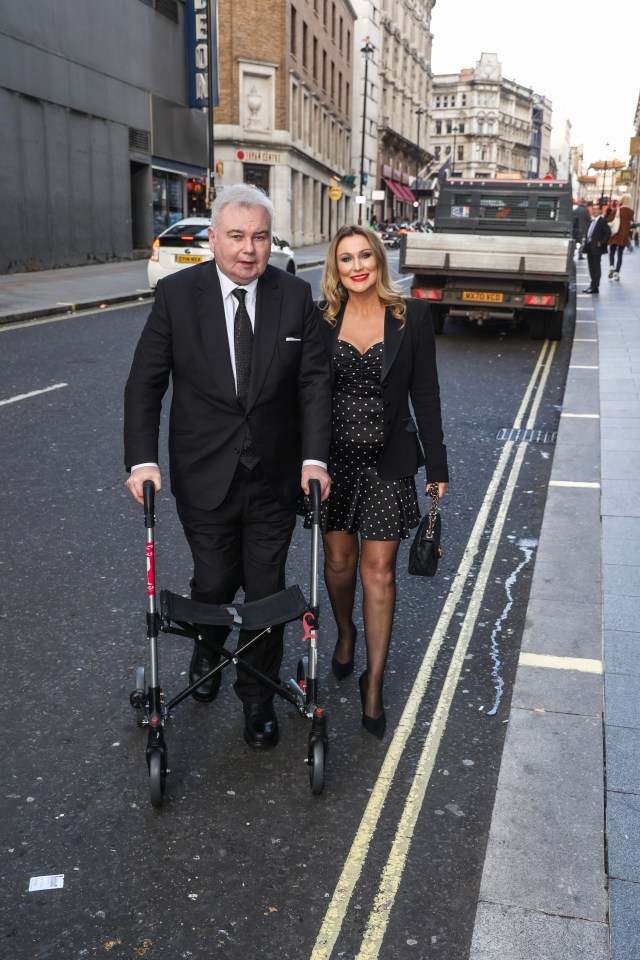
[458,122,465,134]
[302,22,308,68]
[339,16,343,52]
[322,50,327,90]
[446,120,452,134]
[330,62,335,101]
[290,5,297,55]
[338,70,342,108]
[434,146,441,159]
[435,97,441,109]
[461,93,466,106]
[331,2,335,38]
[435,121,442,135]
[457,145,464,161]
[313,38,318,79]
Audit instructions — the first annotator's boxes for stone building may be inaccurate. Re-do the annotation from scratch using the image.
[0,0,208,273]
[430,53,552,181]
[212,0,356,246]
[348,0,435,224]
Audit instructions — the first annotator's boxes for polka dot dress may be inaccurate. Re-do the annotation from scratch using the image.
[309,339,421,540]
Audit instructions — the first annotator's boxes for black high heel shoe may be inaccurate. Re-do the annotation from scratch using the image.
[331,623,358,680]
[358,670,386,739]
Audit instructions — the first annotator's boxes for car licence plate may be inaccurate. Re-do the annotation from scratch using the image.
[175,255,203,264]
[462,291,504,303]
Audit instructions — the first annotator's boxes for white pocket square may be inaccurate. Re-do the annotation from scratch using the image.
[286,336,301,341]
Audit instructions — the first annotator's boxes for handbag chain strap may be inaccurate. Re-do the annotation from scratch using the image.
[425,483,439,538]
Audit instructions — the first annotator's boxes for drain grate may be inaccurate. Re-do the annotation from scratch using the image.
[496,427,557,444]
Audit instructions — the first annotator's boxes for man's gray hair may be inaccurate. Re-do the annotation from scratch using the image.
[210,184,274,232]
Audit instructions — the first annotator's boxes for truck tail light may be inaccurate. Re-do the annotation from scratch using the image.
[412,288,443,301]
[150,239,160,263]
[524,293,557,307]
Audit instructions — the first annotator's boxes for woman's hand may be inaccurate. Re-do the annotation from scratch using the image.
[427,481,448,500]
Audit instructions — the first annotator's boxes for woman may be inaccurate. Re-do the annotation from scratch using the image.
[315,225,448,738]
[607,198,634,280]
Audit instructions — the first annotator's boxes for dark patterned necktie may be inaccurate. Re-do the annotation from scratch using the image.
[232,287,253,406]
[231,287,259,469]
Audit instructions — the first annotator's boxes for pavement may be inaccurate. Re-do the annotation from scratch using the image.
[2,244,639,958]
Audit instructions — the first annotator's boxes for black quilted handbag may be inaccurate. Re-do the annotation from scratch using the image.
[408,483,442,577]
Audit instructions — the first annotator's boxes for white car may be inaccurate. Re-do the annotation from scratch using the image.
[147,217,296,289]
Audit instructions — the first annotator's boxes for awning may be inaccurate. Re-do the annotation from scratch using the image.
[398,185,416,203]
[382,177,406,201]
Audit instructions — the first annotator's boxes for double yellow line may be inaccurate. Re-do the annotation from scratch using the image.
[311,339,558,960]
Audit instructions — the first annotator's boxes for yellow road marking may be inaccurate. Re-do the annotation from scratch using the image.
[311,340,554,960]
[549,480,600,489]
[357,441,528,959]
[519,652,603,674]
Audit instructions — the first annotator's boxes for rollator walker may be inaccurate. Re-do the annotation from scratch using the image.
[129,478,328,808]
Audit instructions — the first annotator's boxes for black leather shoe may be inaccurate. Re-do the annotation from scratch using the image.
[331,623,358,680]
[243,702,279,749]
[582,287,599,294]
[189,646,221,702]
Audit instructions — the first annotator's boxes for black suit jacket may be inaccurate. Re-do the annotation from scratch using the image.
[124,262,332,510]
[586,216,611,255]
[318,298,449,483]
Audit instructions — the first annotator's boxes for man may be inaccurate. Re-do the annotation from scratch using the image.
[582,202,611,294]
[573,199,591,260]
[124,184,331,749]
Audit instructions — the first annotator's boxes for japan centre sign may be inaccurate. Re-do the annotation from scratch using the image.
[186,0,219,108]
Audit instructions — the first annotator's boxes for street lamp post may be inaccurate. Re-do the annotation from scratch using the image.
[452,124,459,175]
[601,141,610,206]
[415,107,427,219]
[359,39,374,226]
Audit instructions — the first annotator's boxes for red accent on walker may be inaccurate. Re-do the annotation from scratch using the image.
[302,611,315,642]
[146,543,155,596]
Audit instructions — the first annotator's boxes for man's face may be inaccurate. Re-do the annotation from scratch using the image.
[592,204,601,217]
[208,204,271,285]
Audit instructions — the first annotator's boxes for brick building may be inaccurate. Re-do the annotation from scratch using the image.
[212,0,356,245]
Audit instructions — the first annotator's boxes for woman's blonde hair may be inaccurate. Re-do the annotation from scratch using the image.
[320,225,407,326]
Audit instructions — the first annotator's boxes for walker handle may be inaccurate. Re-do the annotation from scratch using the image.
[308,478,321,525]
[143,480,155,529]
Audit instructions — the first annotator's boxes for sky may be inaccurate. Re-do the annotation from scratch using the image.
[429,0,638,168]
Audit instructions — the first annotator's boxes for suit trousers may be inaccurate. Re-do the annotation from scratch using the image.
[586,247,603,291]
[176,463,297,705]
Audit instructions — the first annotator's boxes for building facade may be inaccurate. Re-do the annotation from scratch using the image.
[430,53,552,182]
[377,0,435,222]
[0,0,208,273]
[212,0,356,246]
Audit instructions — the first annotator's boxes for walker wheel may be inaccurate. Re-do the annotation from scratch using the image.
[308,739,325,795]
[297,656,309,694]
[149,750,166,808]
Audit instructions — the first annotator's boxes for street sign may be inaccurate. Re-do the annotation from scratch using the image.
[329,185,342,201]
[371,190,385,200]
[354,195,366,204]
[630,137,640,157]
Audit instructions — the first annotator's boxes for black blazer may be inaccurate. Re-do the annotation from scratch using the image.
[124,262,332,510]
[586,216,611,255]
[318,298,448,483]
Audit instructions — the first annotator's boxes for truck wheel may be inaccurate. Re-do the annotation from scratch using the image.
[529,314,545,340]
[430,306,446,335]
[544,311,564,341]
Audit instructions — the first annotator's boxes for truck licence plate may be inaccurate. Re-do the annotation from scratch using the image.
[176,255,203,264]
[462,291,504,303]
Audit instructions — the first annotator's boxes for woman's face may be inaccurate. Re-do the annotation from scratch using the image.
[336,235,378,295]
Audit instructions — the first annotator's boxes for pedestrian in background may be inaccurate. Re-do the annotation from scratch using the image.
[573,200,591,260]
[312,225,448,738]
[607,198,634,280]
[582,203,611,294]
